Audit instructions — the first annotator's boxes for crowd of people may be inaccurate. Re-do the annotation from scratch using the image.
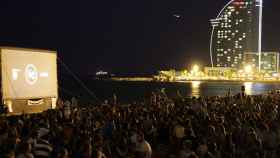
[1,88,280,158]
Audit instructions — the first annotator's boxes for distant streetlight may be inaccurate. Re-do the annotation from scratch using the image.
[192,65,200,73]
[244,65,253,74]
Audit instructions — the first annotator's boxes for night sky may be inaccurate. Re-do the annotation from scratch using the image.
[0,0,279,75]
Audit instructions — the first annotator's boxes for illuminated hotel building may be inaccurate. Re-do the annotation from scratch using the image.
[210,0,262,69]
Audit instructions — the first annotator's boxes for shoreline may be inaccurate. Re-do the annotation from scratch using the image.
[108,77,280,83]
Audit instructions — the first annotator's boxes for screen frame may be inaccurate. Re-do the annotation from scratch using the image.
[0,47,58,100]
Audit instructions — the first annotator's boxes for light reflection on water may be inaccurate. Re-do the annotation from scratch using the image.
[244,82,253,95]
[191,81,201,97]
[90,80,280,103]
[186,81,280,97]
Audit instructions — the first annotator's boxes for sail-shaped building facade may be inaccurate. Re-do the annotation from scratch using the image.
[210,0,262,69]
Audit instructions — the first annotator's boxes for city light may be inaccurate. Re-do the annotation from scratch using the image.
[210,0,266,71]
[272,73,279,77]
[192,64,200,73]
[151,0,279,83]
[153,64,280,82]
[244,65,253,74]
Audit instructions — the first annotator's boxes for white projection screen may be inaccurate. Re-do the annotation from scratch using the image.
[1,48,58,99]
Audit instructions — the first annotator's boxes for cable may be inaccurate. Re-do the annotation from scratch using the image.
[59,86,79,97]
[57,56,102,104]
